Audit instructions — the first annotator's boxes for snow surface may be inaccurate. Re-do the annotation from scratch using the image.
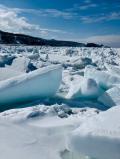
[0,105,99,159]
[67,106,120,159]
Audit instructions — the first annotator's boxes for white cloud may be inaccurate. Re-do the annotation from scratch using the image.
[80,12,120,23]
[1,3,119,24]
[0,5,75,20]
[41,9,75,19]
[79,3,97,10]
[108,12,120,20]
[0,5,67,37]
[84,0,92,3]
[0,4,119,48]
[0,6,46,36]
[10,8,73,19]
[82,35,120,47]
[80,15,106,23]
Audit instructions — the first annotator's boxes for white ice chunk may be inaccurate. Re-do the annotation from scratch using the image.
[66,75,84,99]
[84,66,120,89]
[10,56,30,72]
[67,106,120,159]
[66,76,103,99]
[0,65,62,106]
[98,87,120,107]
[105,64,120,76]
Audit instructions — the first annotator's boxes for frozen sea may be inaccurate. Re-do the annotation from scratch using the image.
[0,45,120,159]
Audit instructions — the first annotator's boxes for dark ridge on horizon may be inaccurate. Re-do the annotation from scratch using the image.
[0,30,104,47]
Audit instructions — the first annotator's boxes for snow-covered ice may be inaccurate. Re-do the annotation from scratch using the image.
[0,46,120,159]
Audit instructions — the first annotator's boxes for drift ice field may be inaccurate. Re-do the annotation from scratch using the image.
[0,45,120,159]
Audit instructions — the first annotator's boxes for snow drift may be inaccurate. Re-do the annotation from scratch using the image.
[0,65,62,107]
[67,106,120,159]
[0,104,99,159]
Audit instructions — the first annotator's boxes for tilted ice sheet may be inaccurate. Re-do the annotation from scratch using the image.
[0,65,62,107]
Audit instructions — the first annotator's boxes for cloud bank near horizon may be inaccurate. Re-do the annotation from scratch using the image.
[0,1,120,47]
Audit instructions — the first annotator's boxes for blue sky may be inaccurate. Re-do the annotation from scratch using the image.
[0,0,120,47]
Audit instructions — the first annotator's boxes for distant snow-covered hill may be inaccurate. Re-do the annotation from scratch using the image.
[0,30,104,47]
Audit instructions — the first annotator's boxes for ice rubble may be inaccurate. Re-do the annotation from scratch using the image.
[66,76,103,99]
[7,56,37,73]
[98,87,120,107]
[0,65,62,106]
[0,46,120,159]
[67,106,120,159]
[84,65,120,89]
[0,56,37,82]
